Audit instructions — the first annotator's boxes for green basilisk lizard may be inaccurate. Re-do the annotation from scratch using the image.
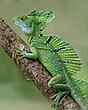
[13,10,88,110]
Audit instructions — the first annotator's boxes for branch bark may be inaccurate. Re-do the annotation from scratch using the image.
[0,17,81,110]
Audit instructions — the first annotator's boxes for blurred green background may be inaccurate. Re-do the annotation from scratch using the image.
[0,0,88,110]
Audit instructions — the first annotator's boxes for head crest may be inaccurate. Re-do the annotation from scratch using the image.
[28,10,55,30]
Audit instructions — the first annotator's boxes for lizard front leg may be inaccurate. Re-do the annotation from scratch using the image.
[16,43,38,59]
[20,47,38,59]
[48,75,70,110]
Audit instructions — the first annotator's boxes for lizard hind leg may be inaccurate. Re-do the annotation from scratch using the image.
[48,75,70,110]
[51,91,69,110]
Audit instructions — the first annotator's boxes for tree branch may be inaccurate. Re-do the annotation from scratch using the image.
[0,17,81,110]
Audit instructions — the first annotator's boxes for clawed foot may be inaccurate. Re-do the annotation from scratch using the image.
[12,44,27,64]
[51,91,69,110]
[16,49,27,57]
[15,44,26,56]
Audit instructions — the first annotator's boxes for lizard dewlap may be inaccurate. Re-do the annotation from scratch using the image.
[13,10,88,110]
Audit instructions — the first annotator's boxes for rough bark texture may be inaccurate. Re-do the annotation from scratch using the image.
[0,17,81,110]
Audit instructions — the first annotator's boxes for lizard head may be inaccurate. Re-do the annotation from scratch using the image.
[13,10,55,35]
[13,14,33,35]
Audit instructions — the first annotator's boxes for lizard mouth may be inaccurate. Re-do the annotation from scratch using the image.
[13,20,23,28]
[13,20,33,34]
[13,18,25,28]
[21,25,33,34]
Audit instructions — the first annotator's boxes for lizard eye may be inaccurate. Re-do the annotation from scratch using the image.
[20,16,27,21]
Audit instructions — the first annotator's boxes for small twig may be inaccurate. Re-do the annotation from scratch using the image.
[0,17,81,110]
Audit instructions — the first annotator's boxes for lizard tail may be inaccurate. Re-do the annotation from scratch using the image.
[73,78,88,110]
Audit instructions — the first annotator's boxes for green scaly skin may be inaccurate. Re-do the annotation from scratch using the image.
[13,10,88,110]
